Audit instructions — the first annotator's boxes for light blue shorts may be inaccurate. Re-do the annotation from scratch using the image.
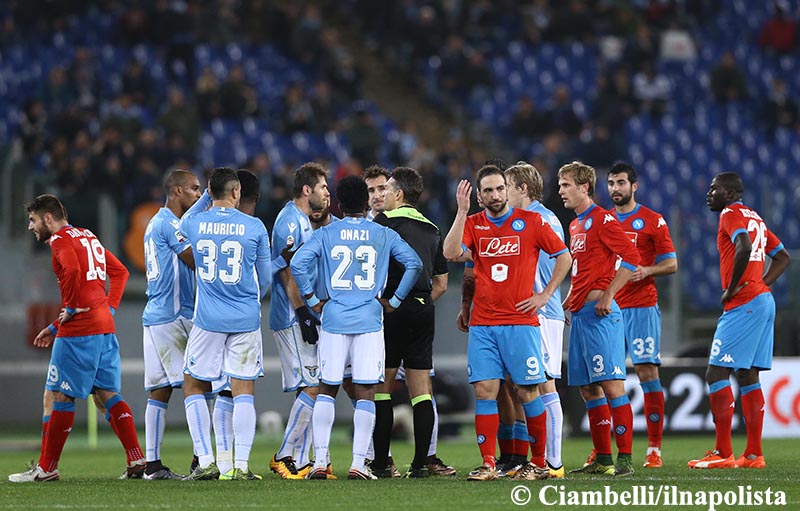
[621,306,662,366]
[710,292,775,371]
[568,301,627,387]
[467,325,546,386]
[46,333,121,399]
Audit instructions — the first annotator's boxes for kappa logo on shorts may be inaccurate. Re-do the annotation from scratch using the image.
[720,354,735,363]
[60,381,72,392]
[612,366,624,376]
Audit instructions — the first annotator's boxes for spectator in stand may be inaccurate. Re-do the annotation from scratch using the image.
[623,25,658,73]
[195,67,222,122]
[347,104,381,167]
[633,62,671,117]
[102,93,143,145]
[41,67,75,114]
[511,95,546,140]
[591,70,637,134]
[122,60,153,107]
[20,99,47,160]
[280,81,314,134]
[454,50,493,101]
[542,85,583,137]
[310,80,340,133]
[710,52,748,103]
[759,3,796,54]
[220,64,259,119]
[157,88,200,149]
[546,0,594,42]
[761,78,799,138]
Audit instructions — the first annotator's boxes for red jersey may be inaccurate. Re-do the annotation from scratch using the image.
[567,204,640,312]
[717,203,782,311]
[48,225,129,337]
[463,208,568,326]
[614,204,676,308]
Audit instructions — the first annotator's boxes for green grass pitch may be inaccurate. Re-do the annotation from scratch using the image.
[1,428,798,511]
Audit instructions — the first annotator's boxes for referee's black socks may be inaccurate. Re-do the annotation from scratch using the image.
[411,394,434,469]
[372,393,394,470]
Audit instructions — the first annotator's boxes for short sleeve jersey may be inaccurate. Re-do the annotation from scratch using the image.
[528,200,566,321]
[567,204,641,312]
[180,206,271,333]
[717,202,783,311]
[463,207,568,327]
[142,208,195,326]
[613,204,676,309]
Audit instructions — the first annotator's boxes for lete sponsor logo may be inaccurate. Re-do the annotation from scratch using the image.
[478,236,520,257]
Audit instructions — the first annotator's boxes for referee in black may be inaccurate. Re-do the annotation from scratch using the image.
[371,167,449,478]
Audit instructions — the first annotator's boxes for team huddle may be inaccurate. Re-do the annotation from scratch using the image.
[9,158,790,483]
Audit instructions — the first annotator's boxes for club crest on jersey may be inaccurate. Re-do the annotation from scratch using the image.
[583,218,593,230]
[632,218,645,230]
[570,233,586,253]
[511,219,526,231]
[478,236,520,257]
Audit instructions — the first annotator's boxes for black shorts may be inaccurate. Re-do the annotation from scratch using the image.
[383,293,434,370]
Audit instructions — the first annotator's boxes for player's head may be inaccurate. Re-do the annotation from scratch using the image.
[337,175,369,216]
[707,172,744,212]
[163,169,201,214]
[475,164,508,215]
[607,162,638,208]
[364,165,390,214]
[558,161,595,210]
[292,162,329,212]
[25,194,67,242]
[505,161,543,207]
[236,169,260,216]
[309,203,331,228]
[484,158,507,171]
[386,166,423,210]
[209,167,241,206]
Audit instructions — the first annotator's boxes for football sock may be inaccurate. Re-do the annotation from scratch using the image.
[233,394,256,471]
[513,420,530,459]
[411,394,434,469]
[312,395,336,470]
[708,380,734,458]
[104,410,120,437]
[428,395,439,457]
[586,397,613,457]
[277,391,314,460]
[352,400,376,471]
[145,399,168,463]
[106,395,144,464]
[741,383,765,457]
[522,398,546,467]
[475,399,499,467]
[609,395,633,456]
[39,415,50,462]
[39,401,74,472]
[204,392,215,414]
[542,391,563,468]
[641,379,664,449]
[185,394,214,468]
[371,393,393,469]
[291,392,316,467]
[213,395,234,474]
[497,423,514,459]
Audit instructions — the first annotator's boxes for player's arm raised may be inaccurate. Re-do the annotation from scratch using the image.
[443,179,472,260]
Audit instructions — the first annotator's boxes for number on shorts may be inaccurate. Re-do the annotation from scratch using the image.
[592,354,604,374]
[632,337,655,357]
[526,356,540,376]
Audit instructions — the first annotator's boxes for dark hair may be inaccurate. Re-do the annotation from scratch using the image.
[336,175,369,214]
[609,162,638,184]
[209,167,240,199]
[363,165,390,181]
[476,164,506,190]
[292,162,327,198]
[715,172,744,195]
[389,166,423,206]
[163,169,195,195]
[484,158,507,171]
[25,194,67,221]
[237,169,260,203]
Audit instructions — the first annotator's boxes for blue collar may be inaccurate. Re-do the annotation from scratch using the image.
[576,203,596,221]
[614,203,641,222]
[484,207,513,226]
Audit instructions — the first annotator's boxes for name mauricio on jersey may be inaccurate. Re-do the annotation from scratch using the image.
[198,222,246,236]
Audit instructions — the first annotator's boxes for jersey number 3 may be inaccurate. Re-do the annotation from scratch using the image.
[196,239,243,284]
[330,245,377,290]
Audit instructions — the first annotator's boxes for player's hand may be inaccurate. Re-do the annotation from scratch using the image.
[630,265,650,282]
[594,294,613,317]
[59,307,90,325]
[564,311,571,326]
[33,327,55,348]
[281,240,302,265]
[378,297,396,313]
[721,281,748,304]
[455,179,472,213]
[310,298,327,315]
[295,306,320,344]
[516,293,548,316]
[456,306,470,332]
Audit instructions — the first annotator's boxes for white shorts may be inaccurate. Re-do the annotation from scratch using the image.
[143,317,193,391]
[540,317,565,379]
[273,324,319,392]
[318,329,384,385]
[184,325,264,381]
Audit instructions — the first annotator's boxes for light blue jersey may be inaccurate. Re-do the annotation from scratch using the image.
[528,200,565,321]
[179,191,272,333]
[269,201,315,330]
[290,216,422,335]
[142,208,195,326]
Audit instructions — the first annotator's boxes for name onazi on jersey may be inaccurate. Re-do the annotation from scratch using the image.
[340,229,370,241]
[198,222,245,235]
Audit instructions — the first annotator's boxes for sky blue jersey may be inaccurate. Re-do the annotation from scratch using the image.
[290,216,422,335]
[179,191,271,333]
[142,207,195,326]
[269,201,315,330]
[528,200,565,321]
